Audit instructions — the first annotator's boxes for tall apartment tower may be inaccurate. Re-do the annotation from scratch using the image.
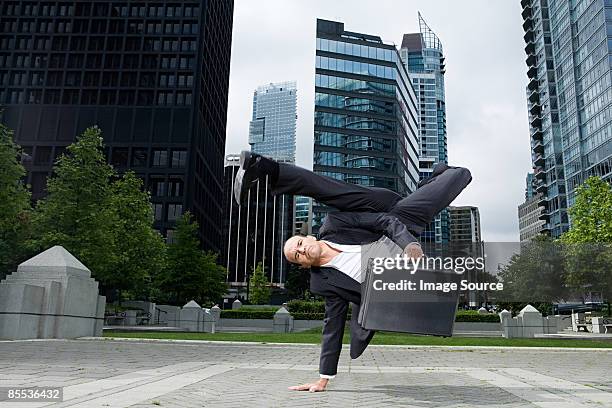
[0,1,234,251]
[249,81,297,164]
[521,0,612,238]
[313,19,420,231]
[400,13,450,243]
[519,172,546,242]
[449,206,482,244]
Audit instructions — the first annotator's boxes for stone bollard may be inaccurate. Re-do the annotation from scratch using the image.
[232,299,242,310]
[209,305,221,322]
[518,304,543,337]
[273,306,294,333]
[202,309,215,333]
[499,309,513,338]
[477,307,488,314]
[179,300,203,331]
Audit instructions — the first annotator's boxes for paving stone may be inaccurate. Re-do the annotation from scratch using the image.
[0,340,609,407]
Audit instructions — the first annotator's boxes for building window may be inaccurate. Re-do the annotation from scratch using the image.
[166,229,176,243]
[131,148,148,166]
[167,204,182,221]
[111,148,128,167]
[168,178,183,197]
[152,150,168,167]
[150,178,166,197]
[34,146,52,165]
[171,150,187,168]
[152,203,163,221]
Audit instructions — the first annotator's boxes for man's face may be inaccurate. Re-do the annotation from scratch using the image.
[283,235,321,268]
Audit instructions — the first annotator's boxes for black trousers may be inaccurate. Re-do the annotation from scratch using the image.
[271,163,472,235]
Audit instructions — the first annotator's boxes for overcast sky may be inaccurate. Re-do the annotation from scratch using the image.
[225,0,532,242]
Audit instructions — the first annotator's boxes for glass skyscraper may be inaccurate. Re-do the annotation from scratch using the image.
[400,13,449,243]
[0,0,234,251]
[521,0,612,238]
[249,81,297,164]
[313,19,420,231]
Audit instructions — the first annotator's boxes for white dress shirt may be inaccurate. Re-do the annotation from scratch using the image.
[320,240,362,283]
[318,240,362,380]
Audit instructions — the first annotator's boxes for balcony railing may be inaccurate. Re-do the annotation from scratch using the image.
[528,77,538,91]
[530,115,542,127]
[531,128,543,141]
[534,153,545,166]
[533,139,544,153]
[527,64,538,79]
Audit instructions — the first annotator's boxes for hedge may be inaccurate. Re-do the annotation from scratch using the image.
[455,312,499,323]
[221,306,501,322]
[287,300,325,314]
[220,310,275,319]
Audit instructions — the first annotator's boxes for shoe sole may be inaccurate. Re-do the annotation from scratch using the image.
[240,150,252,170]
[234,151,253,205]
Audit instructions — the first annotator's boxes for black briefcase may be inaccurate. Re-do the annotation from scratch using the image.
[358,261,461,337]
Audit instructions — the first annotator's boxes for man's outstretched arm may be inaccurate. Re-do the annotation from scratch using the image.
[288,294,348,392]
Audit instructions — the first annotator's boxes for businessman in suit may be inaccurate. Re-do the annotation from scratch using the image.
[234,151,472,392]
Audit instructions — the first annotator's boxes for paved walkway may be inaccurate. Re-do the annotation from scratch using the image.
[0,338,610,407]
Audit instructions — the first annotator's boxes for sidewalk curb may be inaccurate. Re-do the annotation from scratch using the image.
[72,336,612,352]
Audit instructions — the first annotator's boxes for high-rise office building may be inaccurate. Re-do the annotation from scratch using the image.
[0,1,234,251]
[449,206,482,244]
[400,13,449,243]
[294,196,313,236]
[221,154,293,292]
[521,0,612,238]
[313,19,420,231]
[249,81,297,164]
[221,81,298,291]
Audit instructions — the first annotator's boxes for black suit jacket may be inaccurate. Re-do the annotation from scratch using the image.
[309,211,419,376]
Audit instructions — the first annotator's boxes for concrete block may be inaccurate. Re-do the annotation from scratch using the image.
[0,246,104,340]
[180,300,203,331]
[273,307,293,333]
[94,295,106,336]
[209,305,221,322]
[155,305,180,326]
[0,283,45,340]
[232,299,242,309]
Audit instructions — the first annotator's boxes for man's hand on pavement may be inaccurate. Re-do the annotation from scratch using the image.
[288,378,328,392]
[403,242,424,260]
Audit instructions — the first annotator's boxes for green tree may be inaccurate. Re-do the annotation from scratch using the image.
[560,176,612,306]
[497,235,568,307]
[249,262,270,305]
[0,123,31,278]
[109,171,166,298]
[562,176,612,243]
[159,212,227,306]
[31,126,118,288]
[284,263,310,300]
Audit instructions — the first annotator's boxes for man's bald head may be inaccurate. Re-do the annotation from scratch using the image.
[283,235,322,268]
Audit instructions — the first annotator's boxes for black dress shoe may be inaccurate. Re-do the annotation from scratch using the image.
[234,151,269,205]
[417,163,450,188]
